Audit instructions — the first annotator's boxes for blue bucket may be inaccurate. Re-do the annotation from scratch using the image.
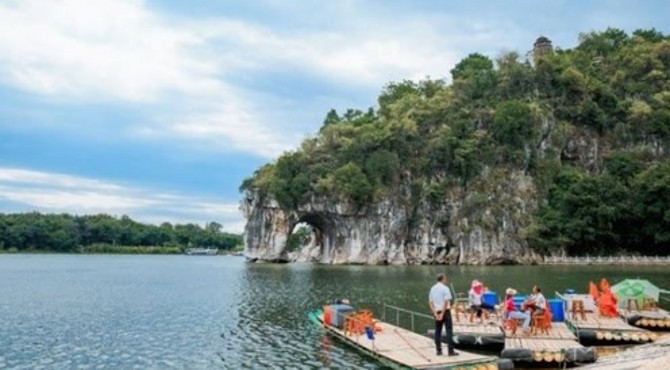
[549,299,564,322]
[482,291,498,307]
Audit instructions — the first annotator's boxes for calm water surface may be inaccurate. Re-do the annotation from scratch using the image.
[1,255,668,369]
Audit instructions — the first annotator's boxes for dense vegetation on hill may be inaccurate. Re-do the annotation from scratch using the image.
[0,212,242,253]
[242,28,670,256]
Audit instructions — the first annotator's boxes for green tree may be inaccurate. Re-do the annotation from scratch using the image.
[322,108,341,128]
[286,225,312,252]
[604,152,643,184]
[633,162,670,246]
[364,149,399,186]
[333,162,372,204]
[491,100,535,148]
[451,53,494,81]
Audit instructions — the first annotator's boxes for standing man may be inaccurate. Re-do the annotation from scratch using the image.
[429,273,458,356]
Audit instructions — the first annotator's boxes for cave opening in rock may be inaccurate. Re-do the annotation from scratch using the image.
[284,213,331,262]
[286,222,315,251]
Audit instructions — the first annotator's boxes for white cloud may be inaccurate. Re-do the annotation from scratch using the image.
[0,0,283,157]
[0,0,219,101]
[194,17,464,87]
[0,0,520,159]
[0,168,123,191]
[0,167,245,233]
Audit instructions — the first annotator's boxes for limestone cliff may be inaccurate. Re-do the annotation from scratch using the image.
[242,169,543,265]
[241,119,666,265]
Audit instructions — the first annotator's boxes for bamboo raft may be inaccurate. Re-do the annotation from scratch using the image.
[501,322,596,364]
[623,308,670,331]
[308,308,508,370]
[454,322,505,349]
[566,310,658,344]
[427,321,505,350]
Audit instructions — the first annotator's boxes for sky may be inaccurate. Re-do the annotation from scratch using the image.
[0,0,668,233]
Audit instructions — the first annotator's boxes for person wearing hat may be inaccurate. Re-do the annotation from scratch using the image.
[468,280,495,322]
[504,287,531,333]
[429,273,458,356]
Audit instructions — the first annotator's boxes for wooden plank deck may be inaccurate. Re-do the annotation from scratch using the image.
[321,316,498,369]
[504,337,583,351]
[501,322,596,364]
[505,322,576,340]
[624,308,670,320]
[568,311,646,331]
[453,322,504,335]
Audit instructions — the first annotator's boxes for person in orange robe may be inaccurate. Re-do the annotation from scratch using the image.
[599,288,619,317]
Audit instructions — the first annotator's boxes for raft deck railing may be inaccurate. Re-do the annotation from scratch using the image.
[382,303,434,334]
[544,255,670,265]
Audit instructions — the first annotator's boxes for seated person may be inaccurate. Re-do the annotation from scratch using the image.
[522,285,546,315]
[505,288,531,333]
[599,289,619,317]
[468,280,495,321]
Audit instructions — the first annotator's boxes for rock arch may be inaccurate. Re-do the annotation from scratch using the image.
[283,213,332,262]
[241,185,540,265]
[241,191,409,264]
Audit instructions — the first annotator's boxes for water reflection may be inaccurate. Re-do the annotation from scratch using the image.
[316,335,333,367]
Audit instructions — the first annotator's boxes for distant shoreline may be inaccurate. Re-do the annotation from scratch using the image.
[0,245,244,255]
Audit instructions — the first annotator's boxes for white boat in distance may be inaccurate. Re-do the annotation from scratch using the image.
[185,248,218,256]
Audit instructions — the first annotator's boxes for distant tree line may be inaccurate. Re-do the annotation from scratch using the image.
[0,212,242,253]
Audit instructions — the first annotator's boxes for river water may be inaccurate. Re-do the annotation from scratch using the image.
[0,255,668,369]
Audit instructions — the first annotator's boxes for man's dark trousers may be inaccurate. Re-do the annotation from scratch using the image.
[434,309,454,354]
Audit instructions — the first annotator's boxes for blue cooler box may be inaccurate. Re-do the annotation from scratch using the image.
[329,304,355,328]
[548,299,564,322]
[482,291,498,307]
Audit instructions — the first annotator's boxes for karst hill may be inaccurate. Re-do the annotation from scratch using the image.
[241,28,670,265]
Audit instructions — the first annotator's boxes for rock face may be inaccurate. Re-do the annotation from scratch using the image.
[242,169,543,265]
[241,118,666,265]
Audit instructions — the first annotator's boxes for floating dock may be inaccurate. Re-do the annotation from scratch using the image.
[429,321,505,350]
[454,322,505,349]
[566,310,657,344]
[309,308,510,370]
[623,308,670,331]
[501,322,596,364]
[559,293,658,345]
[432,306,596,365]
